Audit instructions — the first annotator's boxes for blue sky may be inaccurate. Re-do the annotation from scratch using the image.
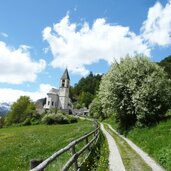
[0,0,171,102]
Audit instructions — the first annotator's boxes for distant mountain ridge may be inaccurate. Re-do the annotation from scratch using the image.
[0,102,11,116]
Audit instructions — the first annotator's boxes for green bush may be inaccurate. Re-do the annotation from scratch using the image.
[22,118,31,126]
[42,113,70,125]
[68,116,78,123]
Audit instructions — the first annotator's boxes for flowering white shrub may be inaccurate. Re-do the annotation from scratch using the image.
[97,55,171,132]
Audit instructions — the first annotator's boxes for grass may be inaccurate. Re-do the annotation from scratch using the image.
[104,116,171,170]
[127,118,171,170]
[105,124,151,171]
[0,120,94,171]
[96,133,109,171]
[103,115,118,130]
[80,131,109,171]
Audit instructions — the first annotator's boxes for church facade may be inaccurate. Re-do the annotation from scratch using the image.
[44,69,72,112]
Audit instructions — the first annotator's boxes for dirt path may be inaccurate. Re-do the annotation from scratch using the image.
[100,123,126,171]
[107,124,165,171]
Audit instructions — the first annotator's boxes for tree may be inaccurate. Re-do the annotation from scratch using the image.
[0,117,4,128]
[89,96,104,119]
[78,91,94,108]
[5,96,36,125]
[96,55,171,132]
[70,72,102,108]
[158,55,171,77]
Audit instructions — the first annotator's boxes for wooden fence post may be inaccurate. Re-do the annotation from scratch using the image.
[30,160,44,170]
[85,137,90,151]
[71,146,78,171]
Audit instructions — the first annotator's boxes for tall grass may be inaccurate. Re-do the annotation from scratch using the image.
[0,120,94,171]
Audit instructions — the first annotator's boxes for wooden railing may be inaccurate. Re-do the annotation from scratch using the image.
[30,124,99,171]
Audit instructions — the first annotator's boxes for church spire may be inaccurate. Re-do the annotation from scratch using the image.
[61,68,70,80]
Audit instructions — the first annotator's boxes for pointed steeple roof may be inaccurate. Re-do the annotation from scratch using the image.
[61,68,70,80]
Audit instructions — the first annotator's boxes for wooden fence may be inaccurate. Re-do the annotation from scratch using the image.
[30,124,99,171]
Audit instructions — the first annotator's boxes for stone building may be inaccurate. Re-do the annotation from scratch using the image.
[44,69,72,112]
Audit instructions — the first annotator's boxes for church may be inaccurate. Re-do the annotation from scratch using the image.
[44,69,72,113]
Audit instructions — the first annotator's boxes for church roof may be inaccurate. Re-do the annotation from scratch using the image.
[47,88,59,95]
[61,68,70,80]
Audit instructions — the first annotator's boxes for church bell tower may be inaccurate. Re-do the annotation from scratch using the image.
[59,69,70,109]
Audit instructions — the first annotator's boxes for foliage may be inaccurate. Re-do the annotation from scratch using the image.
[78,91,94,108]
[42,113,69,125]
[42,112,78,125]
[158,55,171,77]
[70,72,102,108]
[89,96,104,120]
[127,118,171,170]
[0,117,4,128]
[67,116,78,123]
[5,96,36,126]
[0,120,94,171]
[103,115,118,130]
[22,118,31,126]
[80,131,109,171]
[96,55,171,132]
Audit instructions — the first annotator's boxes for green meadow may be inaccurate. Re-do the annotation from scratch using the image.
[0,120,94,171]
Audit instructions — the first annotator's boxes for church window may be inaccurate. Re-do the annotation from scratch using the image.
[52,101,54,106]
[62,80,65,87]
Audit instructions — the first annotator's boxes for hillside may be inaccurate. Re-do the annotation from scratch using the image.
[127,118,171,170]
[0,120,94,170]
[158,55,171,77]
[70,72,102,108]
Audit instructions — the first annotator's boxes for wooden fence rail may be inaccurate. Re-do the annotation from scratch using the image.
[30,124,99,171]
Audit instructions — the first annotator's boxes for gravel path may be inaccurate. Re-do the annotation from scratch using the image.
[107,124,165,171]
[100,123,126,171]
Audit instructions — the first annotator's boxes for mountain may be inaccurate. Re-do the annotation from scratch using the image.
[0,102,11,116]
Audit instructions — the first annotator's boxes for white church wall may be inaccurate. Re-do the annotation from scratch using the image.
[45,94,58,109]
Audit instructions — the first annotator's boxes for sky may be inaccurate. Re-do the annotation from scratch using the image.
[0,0,171,103]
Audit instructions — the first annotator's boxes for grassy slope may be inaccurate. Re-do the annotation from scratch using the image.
[0,120,94,171]
[127,119,171,170]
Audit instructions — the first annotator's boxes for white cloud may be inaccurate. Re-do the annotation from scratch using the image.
[141,0,171,46]
[1,32,8,38]
[0,84,53,103]
[43,15,150,76]
[0,41,46,84]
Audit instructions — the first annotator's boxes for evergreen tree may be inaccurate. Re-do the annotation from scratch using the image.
[70,72,102,108]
